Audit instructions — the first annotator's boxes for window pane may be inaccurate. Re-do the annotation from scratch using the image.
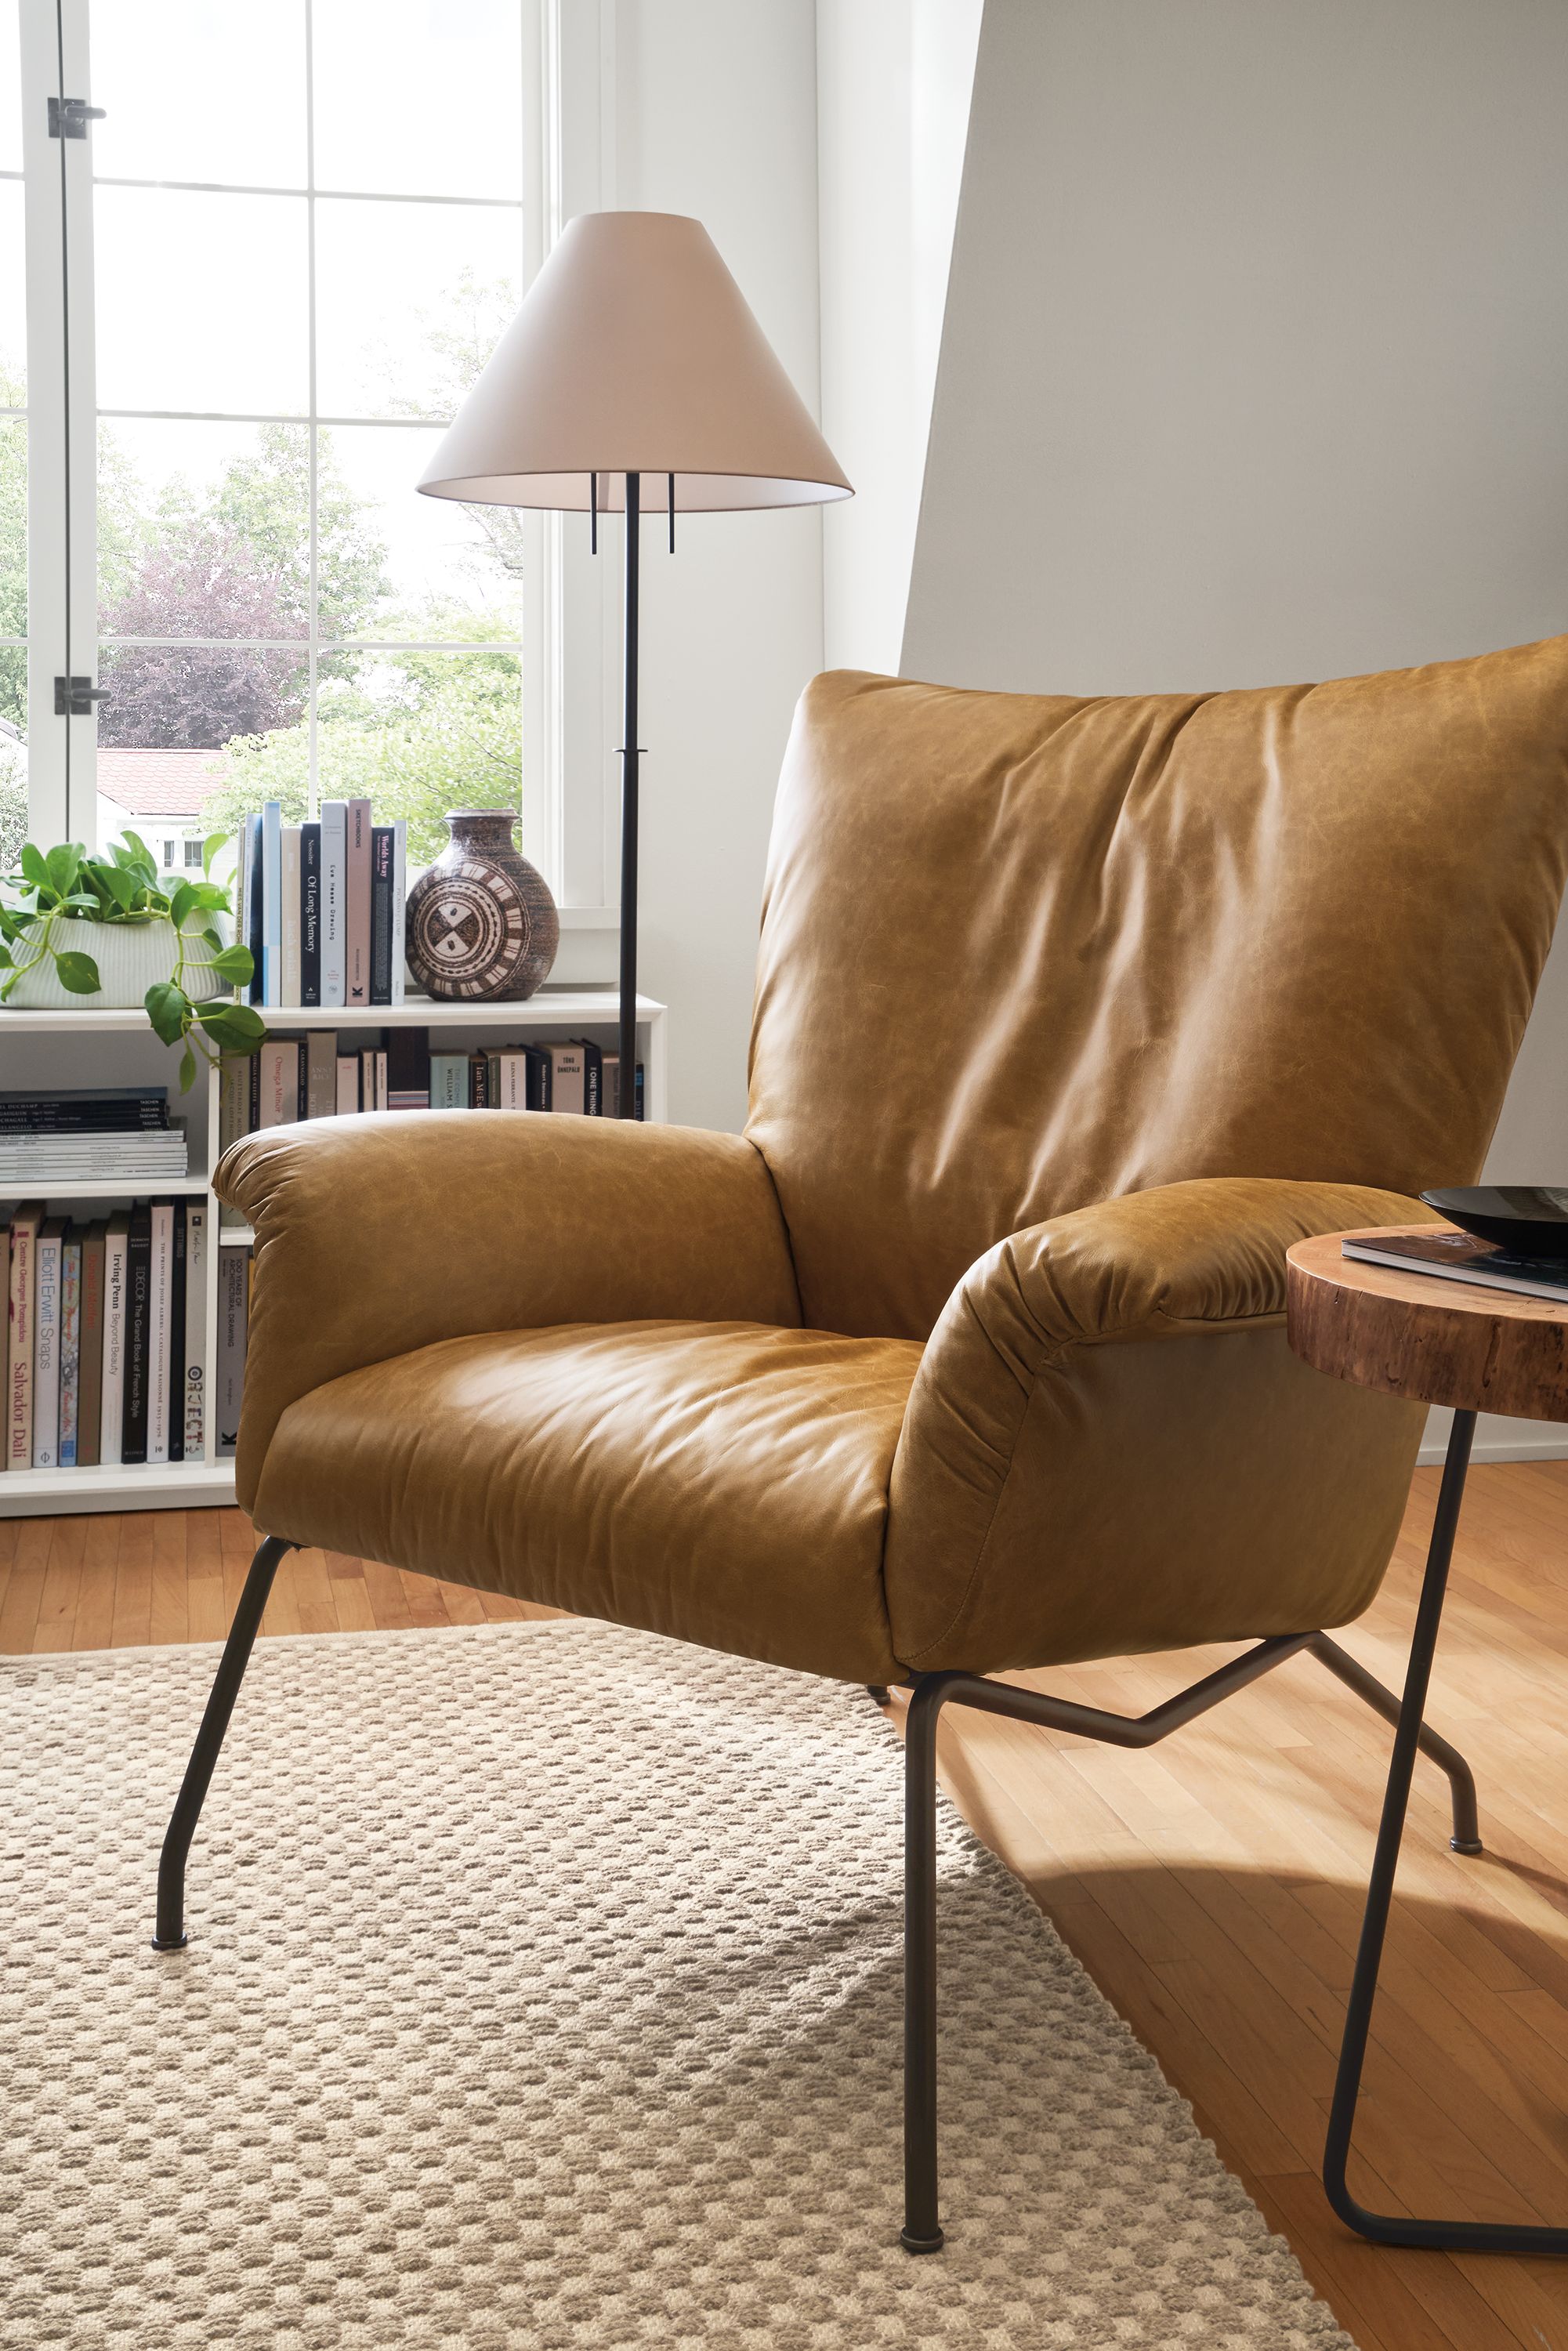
[312,650,522,864]
[0,179,24,397]
[0,0,20,176]
[94,187,310,414]
[323,424,523,640]
[312,0,523,201]
[99,419,313,636]
[89,0,307,190]
[314,197,520,420]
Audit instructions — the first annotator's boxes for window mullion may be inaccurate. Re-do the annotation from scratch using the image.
[19,0,67,846]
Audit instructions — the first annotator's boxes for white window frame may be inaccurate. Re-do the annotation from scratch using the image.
[15,0,617,918]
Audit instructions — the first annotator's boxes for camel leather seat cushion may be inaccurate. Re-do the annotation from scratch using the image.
[219,636,1568,1683]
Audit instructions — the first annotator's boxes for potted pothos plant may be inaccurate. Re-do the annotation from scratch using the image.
[0,830,266,1089]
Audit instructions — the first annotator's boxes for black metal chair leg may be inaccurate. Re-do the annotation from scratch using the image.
[1324,1411,1568,2253]
[1308,1633,1482,1852]
[153,1535,292,1952]
[903,1675,946,2253]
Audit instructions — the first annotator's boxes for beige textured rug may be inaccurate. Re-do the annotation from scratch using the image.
[1,1621,1353,2349]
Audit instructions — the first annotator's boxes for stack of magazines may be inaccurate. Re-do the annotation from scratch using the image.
[0,1088,188,1187]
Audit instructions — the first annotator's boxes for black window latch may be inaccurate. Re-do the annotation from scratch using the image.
[54,676,110,716]
[48,96,106,139]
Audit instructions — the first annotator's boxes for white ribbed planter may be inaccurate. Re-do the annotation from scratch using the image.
[2,915,230,1012]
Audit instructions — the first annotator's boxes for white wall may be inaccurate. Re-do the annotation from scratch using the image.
[904,0,1568,1459]
[816,0,981,673]
[559,0,827,1136]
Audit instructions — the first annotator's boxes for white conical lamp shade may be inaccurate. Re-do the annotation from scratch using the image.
[417,210,850,514]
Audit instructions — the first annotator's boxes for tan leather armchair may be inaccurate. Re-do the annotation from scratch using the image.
[155,632,1568,2255]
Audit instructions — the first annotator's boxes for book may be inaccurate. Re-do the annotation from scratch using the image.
[219,1060,249,1164]
[100,1213,130,1466]
[216,1246,249,1458]
[261,800,282,1009]
[523,1042,552,1109]
[183,1203,206,1458]
[429,1052,469,1110]
[166,1197,186,1463]
[386,1025,429,1111]
[0,1085,170,1128]
[390,819,407,1005]
[469,1049,491,1108]
[574,1038,603,1115]
[320,799,348,1008]
[5,1202,39,1469]
[601,1057,645,1120]
[147,1199,174,1467]
[77,1222,105,1468]
[257,1038,302,1128]
[300,820,322,1007]
[487,1051,529,1110]
[370,824,394,1005]
[377,1047,387,1110]
[243,812,264,1005]
[58,1226,81,1467]
[548,1042,586,1115]
[335,1054,360,1114]
[305,1029,337,1119]
[1342,1230,1568,1303]
[281,824,302,1007]
[32,1217,64,1467]
[346,797,373,1006]
[122,1205,153,1465]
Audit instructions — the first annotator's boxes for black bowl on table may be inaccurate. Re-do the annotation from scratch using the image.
[1419,1186,1568,1262]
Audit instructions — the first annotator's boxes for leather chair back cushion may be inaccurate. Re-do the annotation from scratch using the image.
[747,641,1568,1340]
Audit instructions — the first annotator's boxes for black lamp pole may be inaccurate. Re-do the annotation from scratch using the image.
[616,471,641,1117]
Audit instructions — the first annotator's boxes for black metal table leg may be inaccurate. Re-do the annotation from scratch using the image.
[1324,1407,1568,2254]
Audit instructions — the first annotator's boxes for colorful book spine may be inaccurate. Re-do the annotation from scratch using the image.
[258,1039,302,1128]
[58,1229,81,1468]
[100,1213,130,1467]
[281,824,302,1008]
[429,1053,469,1110]
[243,813,264,1006]
[76,1222,105,1469]
[166,1198,186,1463]
[320,799,348,1009]
[548,1042,586,1114]
[261,800,282,1009]
[183,1203,206,1458]
[300,820,322,1008]
[216,1247,249,1459]
[147,1201,174,1468]
[5,1203,39,1468]
[346,797,373,1006]
[121,1207,152,1465]
[31,1219,63,1468]
[391,819,407,1005]
[370,825,394,1005]
[305,1030,337,1118]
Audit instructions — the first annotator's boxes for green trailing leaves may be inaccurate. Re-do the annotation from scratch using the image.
[3,827,266,1089]
[144,979,187,1045]
[54,950,102,994]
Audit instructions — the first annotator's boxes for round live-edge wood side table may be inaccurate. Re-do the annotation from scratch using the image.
[1287,1224,1568,2260]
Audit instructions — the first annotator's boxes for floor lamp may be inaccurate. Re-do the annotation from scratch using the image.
[417,210,852,1115]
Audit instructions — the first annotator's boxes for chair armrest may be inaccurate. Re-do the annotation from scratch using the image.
[217,1111,801,1513]
[885,1176,1437,1672]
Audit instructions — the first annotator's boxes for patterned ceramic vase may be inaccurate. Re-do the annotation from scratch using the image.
[404,811,559,1002]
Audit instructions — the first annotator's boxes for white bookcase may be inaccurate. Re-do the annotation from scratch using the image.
[0,987,668,1517]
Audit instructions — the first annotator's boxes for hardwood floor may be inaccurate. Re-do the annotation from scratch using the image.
[4,1466,1568,2348]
